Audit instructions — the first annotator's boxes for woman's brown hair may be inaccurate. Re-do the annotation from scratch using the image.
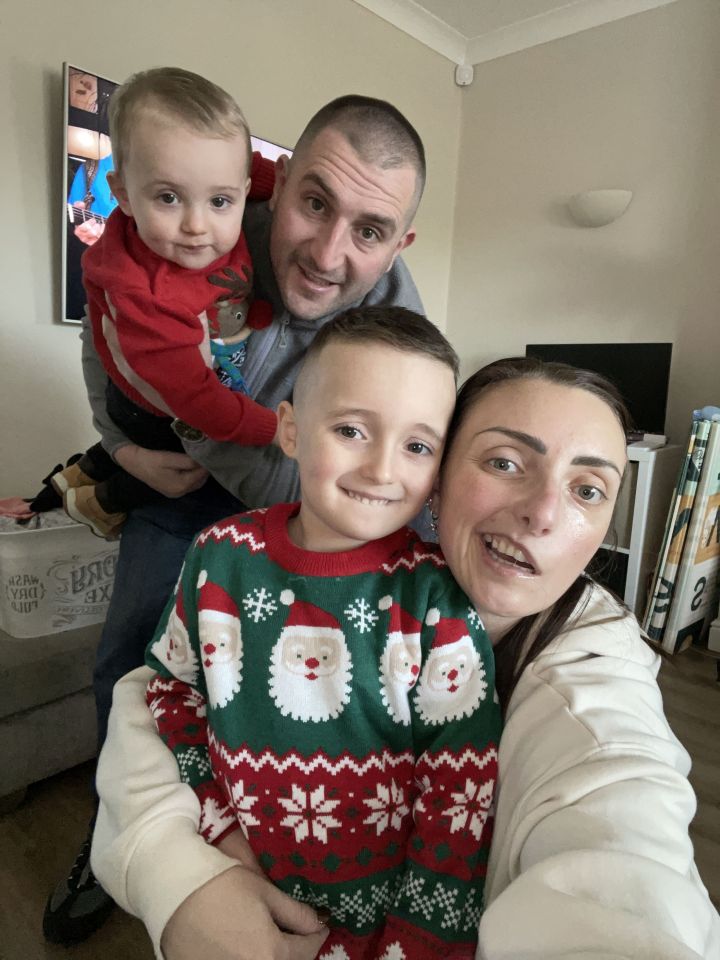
[441,357,634,712]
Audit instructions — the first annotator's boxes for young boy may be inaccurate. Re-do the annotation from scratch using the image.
[54,67,277,538]
[145,306,502,960]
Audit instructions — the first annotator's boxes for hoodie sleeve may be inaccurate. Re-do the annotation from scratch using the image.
[479,588,720,960]
[92,666,238,957]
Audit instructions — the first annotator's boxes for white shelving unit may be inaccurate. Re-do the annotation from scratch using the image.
[599,443,683,615]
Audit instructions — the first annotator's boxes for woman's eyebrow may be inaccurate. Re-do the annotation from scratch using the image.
[571,455,622,477]
[476,427,546,454]
[477,428,623,476]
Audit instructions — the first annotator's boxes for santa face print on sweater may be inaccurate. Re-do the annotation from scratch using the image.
[378,634,421,726]
[269,591,352,722]
[377,597,422,726]
[196,571,244,708]
[269,627,353,722]
[414,613,488,725]
[149,594,199,686]
[199,614,243,708]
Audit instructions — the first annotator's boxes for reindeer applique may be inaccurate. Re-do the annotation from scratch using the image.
[206,264,272,393]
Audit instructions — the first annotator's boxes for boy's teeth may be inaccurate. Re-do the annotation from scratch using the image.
[347,490,389,506]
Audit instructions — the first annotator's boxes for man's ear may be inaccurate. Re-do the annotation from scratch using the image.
[276,400,298,459]
[106,171,132,216]
[385,227,416,273]
[268,154,290,213]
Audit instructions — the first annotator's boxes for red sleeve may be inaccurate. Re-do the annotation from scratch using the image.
[248,151,276,201]
[107,289,277,446]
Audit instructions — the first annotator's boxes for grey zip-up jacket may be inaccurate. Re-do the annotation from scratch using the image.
[80,201,424,507]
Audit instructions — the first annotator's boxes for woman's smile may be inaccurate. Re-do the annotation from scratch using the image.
[480,533,538,575]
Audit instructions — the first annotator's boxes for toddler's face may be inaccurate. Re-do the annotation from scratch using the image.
[109,109,250,270]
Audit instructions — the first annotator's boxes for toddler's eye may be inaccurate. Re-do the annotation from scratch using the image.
[211,196,231,209]
[159,192,178,205]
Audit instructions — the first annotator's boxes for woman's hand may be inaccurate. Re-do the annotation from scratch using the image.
[160,866,329,960]
[217,829,264,876]
[114,444,208,498]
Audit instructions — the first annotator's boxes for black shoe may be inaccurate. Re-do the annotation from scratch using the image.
[42,831,115,945]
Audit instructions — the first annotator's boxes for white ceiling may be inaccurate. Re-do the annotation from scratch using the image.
[351,0,679,66]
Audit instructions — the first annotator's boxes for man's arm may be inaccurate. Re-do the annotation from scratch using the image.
[79,314,208,497]
[79,311,128,456]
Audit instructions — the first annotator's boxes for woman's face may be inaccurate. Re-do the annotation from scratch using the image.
[434,378,627,639]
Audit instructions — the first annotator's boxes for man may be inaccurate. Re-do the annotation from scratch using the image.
[43,93,426,947]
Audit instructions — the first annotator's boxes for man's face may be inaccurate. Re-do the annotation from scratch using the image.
[268,128,417,320]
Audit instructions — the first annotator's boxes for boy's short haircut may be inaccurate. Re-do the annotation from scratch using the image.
[293,95,426,224]
[109,66,251,174]
[294,306,458,408]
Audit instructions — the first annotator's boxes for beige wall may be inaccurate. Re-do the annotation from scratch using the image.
[3,0,719,497]
[447,0,720,444]
[0,0,461,496]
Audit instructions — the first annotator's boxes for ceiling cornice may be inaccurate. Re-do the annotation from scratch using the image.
[351,0,680,66]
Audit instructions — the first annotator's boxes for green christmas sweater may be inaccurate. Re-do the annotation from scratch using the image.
[146,502,502,960]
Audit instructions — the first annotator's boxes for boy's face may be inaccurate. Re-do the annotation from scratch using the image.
[108,110,250,271]
[277,341,456,552]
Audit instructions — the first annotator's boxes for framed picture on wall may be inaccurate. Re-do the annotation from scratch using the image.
[61,61,292,323]
[62,63,119,323]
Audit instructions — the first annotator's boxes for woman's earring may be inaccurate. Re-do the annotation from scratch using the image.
[427,498,439,534]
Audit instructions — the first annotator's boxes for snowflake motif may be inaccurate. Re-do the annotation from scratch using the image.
[466,606,483,630]
[278,784,341,843]
[363,780,410,835]
[199,796,236,843]
[378,945,406,960]
[441,778,494,841]
[319,948,350,960]
[228,779,261,833]
[344,597,379,634]
[242,587,277,623]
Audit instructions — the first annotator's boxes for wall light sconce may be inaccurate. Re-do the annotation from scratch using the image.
[568,189,633,227]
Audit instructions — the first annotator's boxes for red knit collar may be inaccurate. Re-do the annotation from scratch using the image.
[263,502,414,576]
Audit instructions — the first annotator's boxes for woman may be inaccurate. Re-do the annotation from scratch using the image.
[91,358,719,960]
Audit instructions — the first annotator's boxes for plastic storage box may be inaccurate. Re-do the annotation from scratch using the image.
[0,518,118,639]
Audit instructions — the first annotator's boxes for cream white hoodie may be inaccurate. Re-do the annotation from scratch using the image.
[92,584,720,959]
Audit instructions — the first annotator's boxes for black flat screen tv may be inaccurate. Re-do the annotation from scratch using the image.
[525,342,672,436]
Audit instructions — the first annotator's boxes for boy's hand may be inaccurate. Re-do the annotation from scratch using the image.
[160,866,329,960]
[114,445,208,498]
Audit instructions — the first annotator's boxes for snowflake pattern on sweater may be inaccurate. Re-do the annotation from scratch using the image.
[146,503,502,959]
